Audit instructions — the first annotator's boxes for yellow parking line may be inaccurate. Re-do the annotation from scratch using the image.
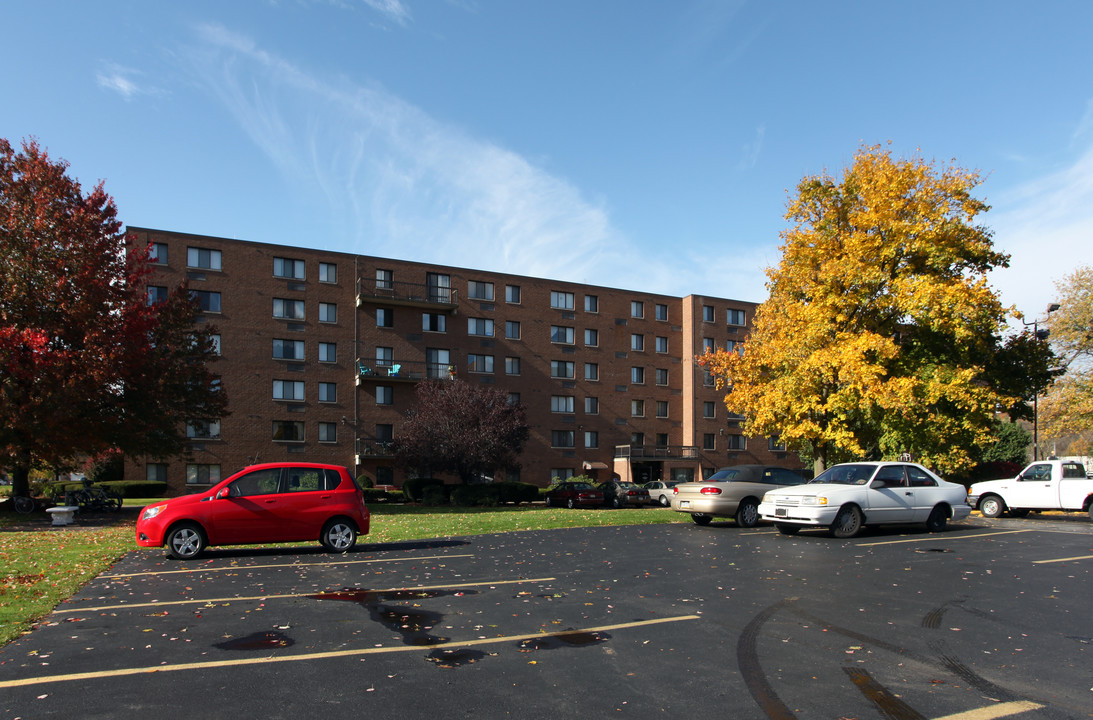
[0,614,701,689]
[932,700,1044,719]
[1032,554,1093,564]
[100,554,474,579]
[858,530,1034,547]
[52,577,556,614]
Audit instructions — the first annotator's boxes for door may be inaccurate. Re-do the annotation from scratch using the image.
[1005,463,1055,509]
[865,465,915,523]
[208,467,285,544]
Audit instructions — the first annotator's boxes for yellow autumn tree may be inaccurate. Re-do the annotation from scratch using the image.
[703,144,1035,475]
[1040,266,1093,446]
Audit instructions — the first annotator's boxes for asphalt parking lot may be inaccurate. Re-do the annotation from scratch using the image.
[1,515,1090,719]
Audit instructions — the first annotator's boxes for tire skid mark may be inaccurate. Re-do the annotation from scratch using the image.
[737,597,799,720]
[843,667,927,720]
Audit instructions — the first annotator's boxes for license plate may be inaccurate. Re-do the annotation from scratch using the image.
[775,508,787,517]
[680,501,690,508]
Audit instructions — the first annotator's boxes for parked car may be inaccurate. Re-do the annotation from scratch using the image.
[598,481,650,508]
[757,461,971,538]
[544,481,604,509]
[136,463,370,559]
[672,465,807,527]
[643,480,679,507]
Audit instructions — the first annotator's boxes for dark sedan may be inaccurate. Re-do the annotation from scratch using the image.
[544,481,604,509]
[598,481,650,509]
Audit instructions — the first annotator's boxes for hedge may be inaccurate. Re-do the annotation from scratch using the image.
[45,480,168,499]
[402,477,444,502]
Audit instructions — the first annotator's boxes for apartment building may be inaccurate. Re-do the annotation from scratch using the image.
[126,227,798,495]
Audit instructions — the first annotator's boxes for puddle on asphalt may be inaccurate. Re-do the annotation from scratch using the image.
[915,548,953,553]
[214,631,295,651]
[309,587,474,646]
[517,631,610,652]
[309,588,475,603]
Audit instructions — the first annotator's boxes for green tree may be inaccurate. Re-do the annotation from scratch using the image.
[392,379,529,483]
[0,137,227,499]
[979,419,1032,465]
[701,144,1050,474]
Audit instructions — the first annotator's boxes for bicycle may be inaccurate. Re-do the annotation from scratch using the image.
[11,493,36,515]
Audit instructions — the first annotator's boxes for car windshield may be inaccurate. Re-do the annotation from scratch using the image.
[705,469,741,482]
[570,482,594,490]
[617,483,640,489]
[810,464,874,486]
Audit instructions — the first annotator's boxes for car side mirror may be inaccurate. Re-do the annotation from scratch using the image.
[216,487,230,500]
[871,479,889,489]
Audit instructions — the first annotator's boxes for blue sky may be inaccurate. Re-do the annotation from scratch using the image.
[3,1,1092,323]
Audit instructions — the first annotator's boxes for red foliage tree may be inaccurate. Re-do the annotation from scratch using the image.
[392,379,529,483]
[0,137,227,498]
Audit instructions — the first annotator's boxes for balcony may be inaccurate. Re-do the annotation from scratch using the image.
[356,359,453,384]
[614,444,699,461]
[356,278,458,310]
[356,438,394,460]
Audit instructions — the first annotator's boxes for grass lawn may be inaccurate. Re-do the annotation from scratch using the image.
[0,503,685,647]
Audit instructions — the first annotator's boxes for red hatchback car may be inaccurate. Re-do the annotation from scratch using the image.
[136,463,370,559]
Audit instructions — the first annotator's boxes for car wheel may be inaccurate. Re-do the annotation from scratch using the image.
[775,523,800,536]
[735,499,760,528]
[659,495,670,507]
[166,523,206,560]
[321,518,358,552]
[545,496,553,507]
[979,495,1004,518]
[830,505,863,539]
[611,497,622,509]
[1008,509,1030,518]
[925,505,948,532]
[566,498,576,509]
[690,513,712,526]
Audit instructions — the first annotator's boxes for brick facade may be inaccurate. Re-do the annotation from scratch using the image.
[125,227,801,494]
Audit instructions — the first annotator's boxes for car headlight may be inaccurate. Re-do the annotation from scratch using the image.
[141,504,167,521]
[799,496,828,506]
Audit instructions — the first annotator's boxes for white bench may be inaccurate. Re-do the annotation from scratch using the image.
[47,506,79,526]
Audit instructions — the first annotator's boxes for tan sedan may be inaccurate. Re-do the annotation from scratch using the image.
[672,465,807,527]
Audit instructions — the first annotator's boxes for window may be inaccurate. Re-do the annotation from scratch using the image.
[551,326,574,344]
[703,337,715,353]
[505,357,521,375]
[631,334,644,351]
[273,339,304,360]
[585,431,599,449]
[656,433,669,447]
[192,290,221,313]
[551,468,575,482]
[468,354,494,373]
[319,262,337,283]
[727,434,746,451]
[656,303,668,321]
[631,432,645,446]
[186,464,220,486]
[703,433,716,450]
[551,291,574,310]
[726,339,738,353]
[727,308,746,326]
[655,368,669,385]
[273,298,305,319]
[468,317,494,337]
[377,308,393,327]
[426,348,450,378]
[585,397,599,414]
[319,342,337,363]
[656,400,669,418]
[376,346,393,367]
[273,421,305,442]
[506,321,521,340]
[423,313,447,332]
[551,430,575,448]
[375,424,394,442]
[273,257,305,279]
[632,399,645,417]
[146,463,167,483]
[318,422,337,443]
[768,437,786,452]
[468,280,494,301]
[631,367,645,384]
[319,302,337,323]
[273,380,305,401]
[318,382,337,403]
[376,269,393,289]
[655,336,668,353]
[584,328,598,346]
[147,286,168,305]
[506,285,521,303]
[150,243,168,264]
[186,420,221,439]
[187,247,222,271]
[703,401,716,419]
[376,385,393,405]
[551,360,575,378]
[585,295,599,312]
[551,396,575,413]
[703,305,715,322]
[427,273,451,302]
[703,369,715,387]
[209,334,222,355]
[508,392,521,406]
[631,301,644,318]
[584,362,599,381]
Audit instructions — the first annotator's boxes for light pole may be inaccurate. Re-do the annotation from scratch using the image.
[1022,303,1060,461]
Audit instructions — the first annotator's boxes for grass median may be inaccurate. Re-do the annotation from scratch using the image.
[0,502,684,647]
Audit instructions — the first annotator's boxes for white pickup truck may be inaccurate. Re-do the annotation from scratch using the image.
[967,460,1093,519]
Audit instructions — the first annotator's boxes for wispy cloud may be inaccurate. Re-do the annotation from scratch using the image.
[96,63,152,100]
[360,0,412,26]
[737,124,765,171]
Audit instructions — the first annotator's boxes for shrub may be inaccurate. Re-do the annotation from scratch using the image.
[420,484,453,506]
[361,488,393,503]
[403,477,444,503]
[947,461,1025,488]
[356,474,374,489]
